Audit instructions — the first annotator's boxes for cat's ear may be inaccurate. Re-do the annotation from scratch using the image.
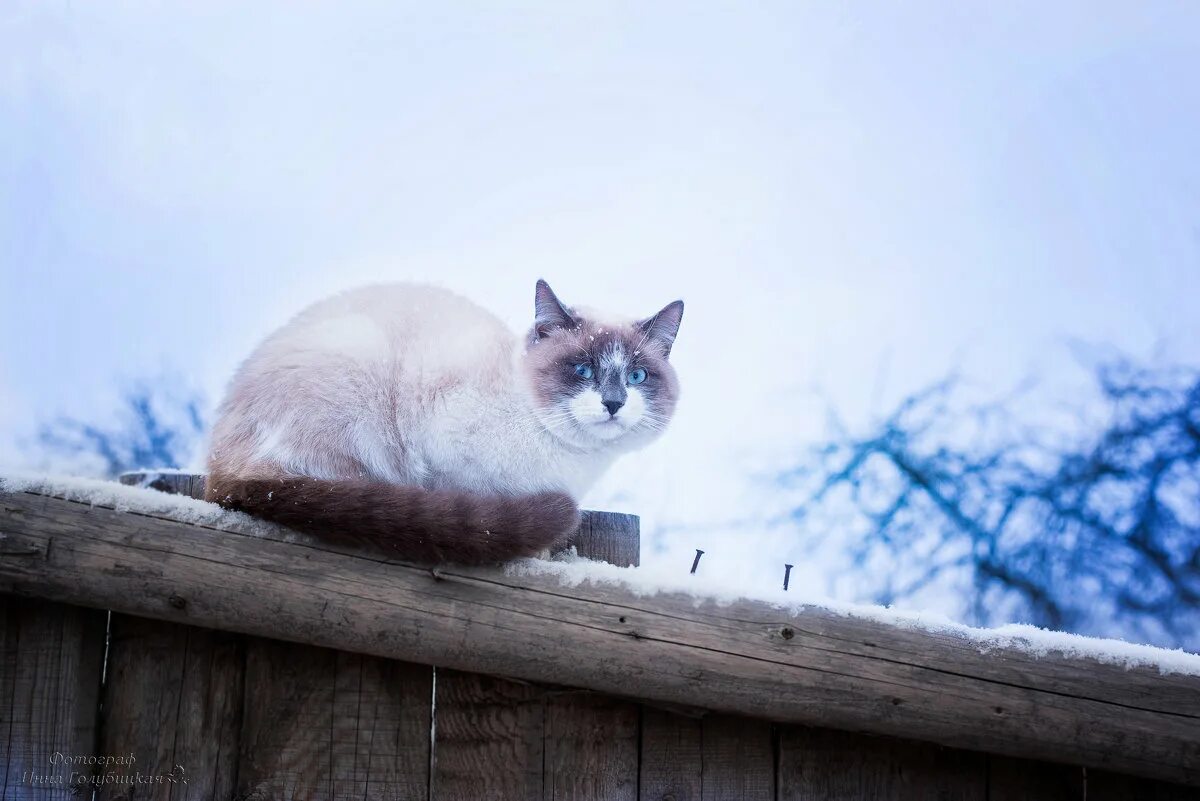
[637,300,685,358]
[534,279,577,338]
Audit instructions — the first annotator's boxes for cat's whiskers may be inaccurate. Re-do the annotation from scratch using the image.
[512,409,578,439]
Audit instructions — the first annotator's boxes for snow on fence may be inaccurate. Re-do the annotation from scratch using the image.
[0,472,1197,799]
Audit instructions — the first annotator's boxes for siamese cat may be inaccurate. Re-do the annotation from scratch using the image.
[206,280,683,564]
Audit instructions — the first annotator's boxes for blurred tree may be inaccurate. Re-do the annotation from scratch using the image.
[789,360,1200,650]
[36,378,207,478]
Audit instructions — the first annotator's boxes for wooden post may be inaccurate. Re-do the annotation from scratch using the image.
[118,471,207,500]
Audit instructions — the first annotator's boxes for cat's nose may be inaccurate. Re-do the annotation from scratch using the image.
[603,399,624,417]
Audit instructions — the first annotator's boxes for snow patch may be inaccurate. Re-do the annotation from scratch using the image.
[507,550,1200,676]
[0,472,262,532]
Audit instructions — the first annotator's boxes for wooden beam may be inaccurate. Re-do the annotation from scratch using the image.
[1,489,1198,786]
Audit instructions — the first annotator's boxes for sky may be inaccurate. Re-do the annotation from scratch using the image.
[3,2,1199,617]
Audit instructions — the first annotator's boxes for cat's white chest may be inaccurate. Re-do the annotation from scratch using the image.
[414,390,611,500]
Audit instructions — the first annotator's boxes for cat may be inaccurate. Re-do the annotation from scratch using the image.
[206,280,683,564]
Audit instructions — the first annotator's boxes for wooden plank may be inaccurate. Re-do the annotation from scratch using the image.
[432,670,544,800]
[640,707,703,800]
[986,756,1083,801]
[639,710,775,801]
[438,681,642,801]
[778,726,986,801]
[1087,770,1200,801]
[543,690,639,801]
[331,650,432,801]
[0,595,106,800]
[0,599,17,798]
[95,615,243,801]
[3,489,1199,786]
[237,639,336,800]
[699,715,774,801]
[236,639,432,801]
[434,679,640,801]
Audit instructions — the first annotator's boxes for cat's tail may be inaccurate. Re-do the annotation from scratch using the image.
[206,474,580,565]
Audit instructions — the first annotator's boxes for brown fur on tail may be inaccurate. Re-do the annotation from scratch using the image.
[207,475,579,565]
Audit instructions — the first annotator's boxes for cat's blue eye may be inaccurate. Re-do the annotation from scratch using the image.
[628,368,648,385]
[573,363,594,379]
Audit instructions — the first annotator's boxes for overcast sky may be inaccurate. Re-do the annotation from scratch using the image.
[3,2,1199,608]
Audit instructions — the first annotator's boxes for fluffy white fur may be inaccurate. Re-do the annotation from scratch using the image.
[208,284,659,500]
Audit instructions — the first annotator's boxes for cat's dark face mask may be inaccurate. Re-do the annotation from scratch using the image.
[522,280,683,450]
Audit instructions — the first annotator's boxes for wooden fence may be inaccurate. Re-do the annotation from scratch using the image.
[1,476,1197,800]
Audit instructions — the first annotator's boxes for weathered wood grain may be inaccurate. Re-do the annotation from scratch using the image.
[639,710,775,801]
[0,596,106,800]
[97,614,432,800]
[698,715,775,801]
[432,670,544,801]
[640,707,703,801]
[237,639,337,800]
[566,510,640,567]
[119,471,207,500]
[329,650,432,801]
[235,640,431,801]
[986,756,1084,801]
[97,615,243,801]
[544,689,639,801]
[1086,770,1200,801]
[778,726,987,801]
[2,489,1198,786]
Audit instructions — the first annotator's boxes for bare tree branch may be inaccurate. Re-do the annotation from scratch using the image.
[790,359,1200,650]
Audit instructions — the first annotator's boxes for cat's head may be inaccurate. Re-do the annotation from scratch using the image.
[521,279,683,450]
